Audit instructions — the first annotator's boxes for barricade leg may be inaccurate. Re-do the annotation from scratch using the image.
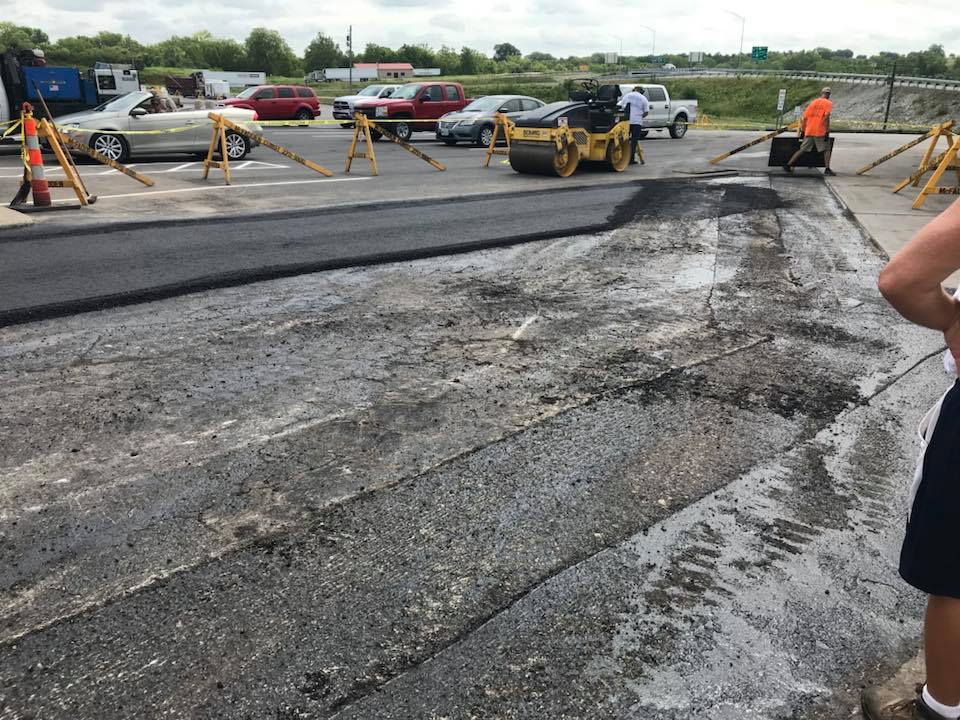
[203,113,332,181]
[709,123,798,165]
[484,113,513,168]
[345,113,378,176]
[913,137,960,209]
[39,119,91,205]
[202,117,232,185]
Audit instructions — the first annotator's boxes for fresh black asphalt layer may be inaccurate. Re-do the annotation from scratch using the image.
[0,178,786,327]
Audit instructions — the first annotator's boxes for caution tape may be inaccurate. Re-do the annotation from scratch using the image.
[53,124,200,136]
[1,120,22,140]
[685,117,945,132]
[256,117,441,126]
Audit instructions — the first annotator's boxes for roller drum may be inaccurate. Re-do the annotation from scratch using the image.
[509,140,579,177]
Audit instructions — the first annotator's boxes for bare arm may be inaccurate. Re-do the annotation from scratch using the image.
[824,111,831,135]
[879,199,960,335]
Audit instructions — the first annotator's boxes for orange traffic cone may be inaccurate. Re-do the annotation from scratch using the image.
[21,103,51,207]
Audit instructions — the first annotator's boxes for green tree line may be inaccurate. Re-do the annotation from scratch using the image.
[1,22,957,80]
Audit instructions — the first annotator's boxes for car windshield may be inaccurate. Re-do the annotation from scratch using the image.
[390,84,423,100]
[358,85,384,96]
[462,97,505,113]
[235,86,260,99]
[91,92,144,113]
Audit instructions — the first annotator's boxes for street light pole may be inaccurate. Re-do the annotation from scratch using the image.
[725,11,745,74]
[638,25,655,64]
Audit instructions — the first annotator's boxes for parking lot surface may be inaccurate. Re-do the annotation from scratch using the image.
[0,174,942,718]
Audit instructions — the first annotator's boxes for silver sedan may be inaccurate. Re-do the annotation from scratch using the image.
[53,91,262,164]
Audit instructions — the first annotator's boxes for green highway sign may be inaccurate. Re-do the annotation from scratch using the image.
[751,46,768,61]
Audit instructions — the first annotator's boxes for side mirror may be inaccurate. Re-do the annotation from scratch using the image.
[130,107,148,117]
[498,107,509,113]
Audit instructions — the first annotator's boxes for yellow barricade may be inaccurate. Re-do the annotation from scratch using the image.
[202,113,333,185]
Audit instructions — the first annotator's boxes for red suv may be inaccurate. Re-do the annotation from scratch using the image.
[222,85,320,120]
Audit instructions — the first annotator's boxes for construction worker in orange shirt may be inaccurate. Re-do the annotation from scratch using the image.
[784,87,835,176]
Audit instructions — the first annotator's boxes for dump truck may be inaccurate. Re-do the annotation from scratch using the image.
[0,49,139,125]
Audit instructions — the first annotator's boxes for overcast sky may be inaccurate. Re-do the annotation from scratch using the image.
[28,0,959,58]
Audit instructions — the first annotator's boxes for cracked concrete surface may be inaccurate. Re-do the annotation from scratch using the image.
[0,176,943,718]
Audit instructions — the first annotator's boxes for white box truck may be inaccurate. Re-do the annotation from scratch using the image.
[323,67,379,82]
[194,70,266,88]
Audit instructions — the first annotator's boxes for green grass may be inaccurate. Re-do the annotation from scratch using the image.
[659,77,822,125]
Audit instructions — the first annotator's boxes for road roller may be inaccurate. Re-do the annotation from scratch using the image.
[508,81,632,177]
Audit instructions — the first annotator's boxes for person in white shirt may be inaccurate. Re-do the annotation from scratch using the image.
[617,86,650,165]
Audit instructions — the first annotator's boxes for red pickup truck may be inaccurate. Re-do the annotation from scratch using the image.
[353,82,470,142]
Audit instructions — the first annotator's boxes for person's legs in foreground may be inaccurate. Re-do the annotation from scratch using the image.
[924,596,960,708]
[862,597,960,718]
[629,124,641,165]
[784,136,811,173]
[864,198,960,719]
[823,140,835,175]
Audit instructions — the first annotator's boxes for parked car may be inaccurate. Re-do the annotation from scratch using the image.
[436,95,544,147]
[221,84,320,121]
[617,83,698,138]
[333,84,401,127]
[53,90,262,163]
[353,82,472,142]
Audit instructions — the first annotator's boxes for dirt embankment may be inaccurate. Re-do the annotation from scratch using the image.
[828,81,956,126]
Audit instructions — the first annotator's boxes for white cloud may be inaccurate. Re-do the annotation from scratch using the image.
[26,0,959,58]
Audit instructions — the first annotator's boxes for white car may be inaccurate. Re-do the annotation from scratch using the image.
[332,84,401,126]
[53,90,262,163]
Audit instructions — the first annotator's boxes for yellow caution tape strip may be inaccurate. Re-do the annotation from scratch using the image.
[687,118,945,132]
[1,120,22,140]
[54,124,202,136]
[37,116,943,137]
[256,118,440,126]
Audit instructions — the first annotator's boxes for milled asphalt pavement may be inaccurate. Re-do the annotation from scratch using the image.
[1,171,949,718]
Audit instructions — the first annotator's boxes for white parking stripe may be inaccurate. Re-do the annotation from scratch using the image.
[0,160,291,179]
[94,177,371,199]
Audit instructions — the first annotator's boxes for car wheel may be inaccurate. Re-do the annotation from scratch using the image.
[476,124,494,147]
[90,133,130,163]
[295,108,313,121]
[669,114,688,139]
[222,131,250,160]
[392,120,413,143]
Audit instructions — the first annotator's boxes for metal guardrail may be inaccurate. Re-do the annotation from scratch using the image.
[598,67,960,91]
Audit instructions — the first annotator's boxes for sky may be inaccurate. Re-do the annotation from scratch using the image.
[25,0,960,58]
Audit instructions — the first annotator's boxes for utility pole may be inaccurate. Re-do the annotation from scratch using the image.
[883,59,897,131]
[347,25,353,90]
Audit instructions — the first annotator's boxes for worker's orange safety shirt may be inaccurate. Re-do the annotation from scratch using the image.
[803,98,832,137]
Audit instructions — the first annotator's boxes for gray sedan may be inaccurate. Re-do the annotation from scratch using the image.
[53,91,262,164]
[436,95,545,147]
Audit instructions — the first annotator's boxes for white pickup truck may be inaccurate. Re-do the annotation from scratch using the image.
[333,84,401,127]
[618,83,698,139]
